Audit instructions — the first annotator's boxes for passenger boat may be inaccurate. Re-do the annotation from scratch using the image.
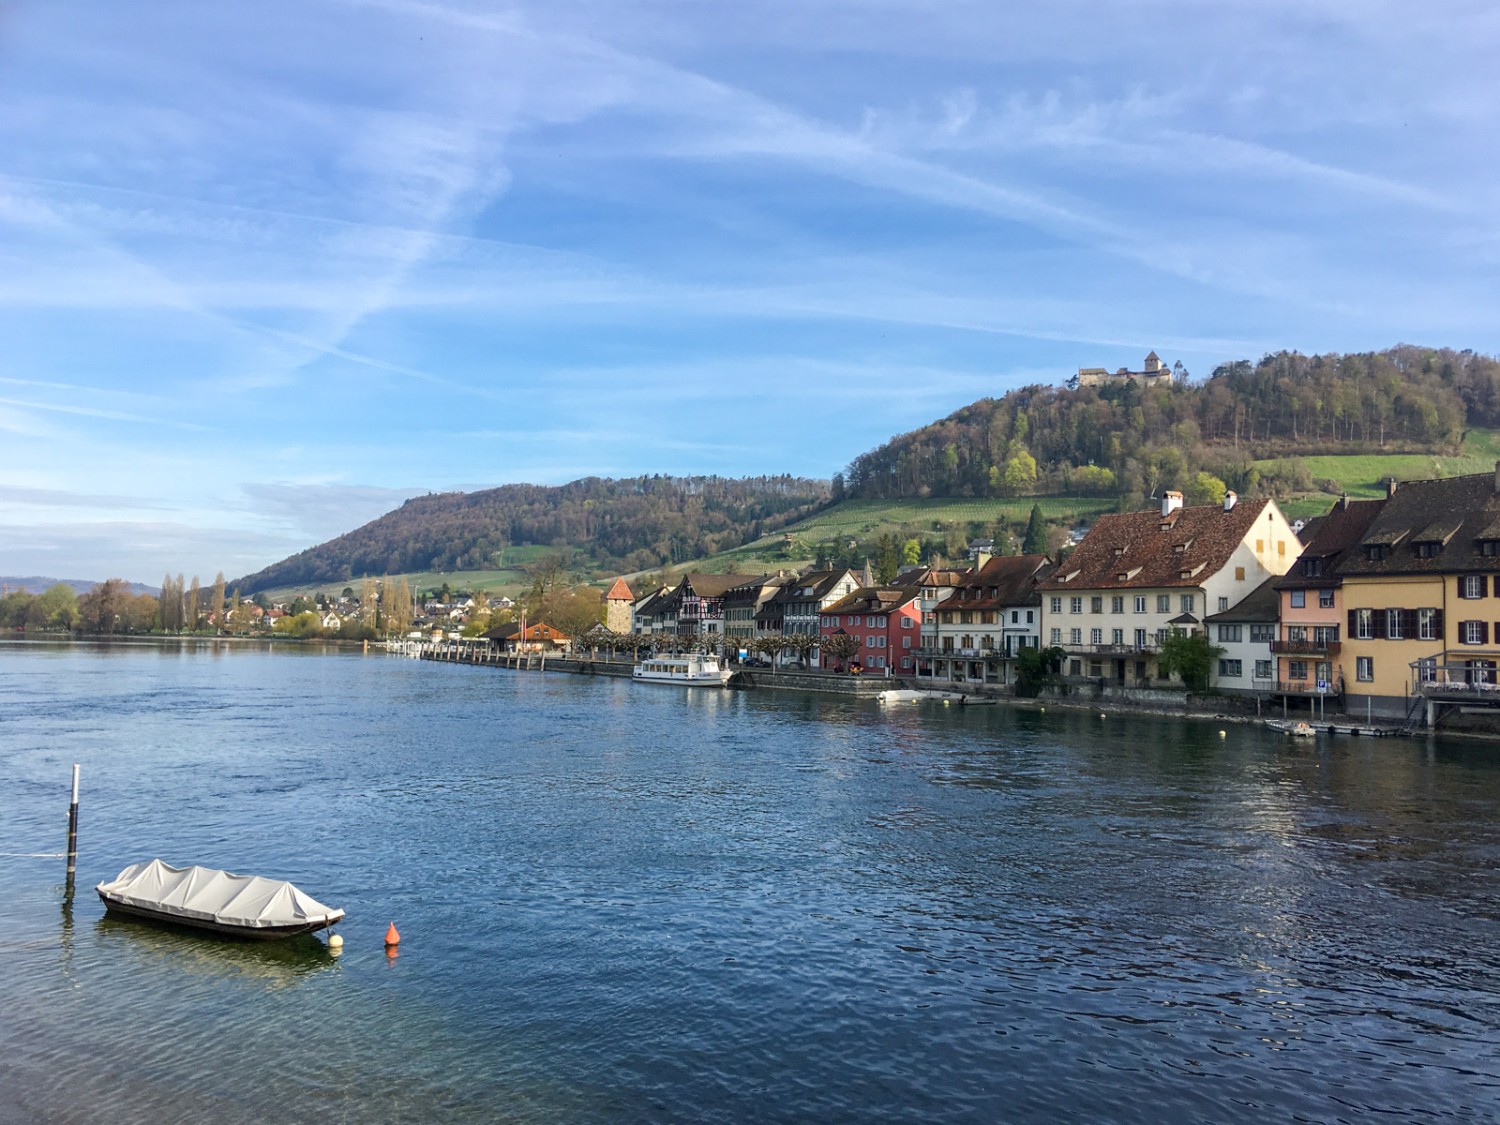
[96,859,345,940]
[632,653,733,687]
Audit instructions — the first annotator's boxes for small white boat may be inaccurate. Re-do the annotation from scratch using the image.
[633,653,733,687]
[877,689,964,704]
[1265,719,1317,737]
[97,859,345,940]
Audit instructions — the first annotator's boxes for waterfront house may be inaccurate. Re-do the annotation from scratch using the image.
[662,573,767,640]
[761,568,861,667]
[1268,495,1384,710]
[818,586,922,674]
[1036,491,1300,686]
[1323,465,1500,721]
[1203,575,1279,696]
[485,621,570,654]
[722,572,795,654]
[928,553,1051,685]
[892,565,969,655]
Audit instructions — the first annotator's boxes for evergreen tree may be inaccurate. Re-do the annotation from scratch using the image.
[1022,505,1048,555]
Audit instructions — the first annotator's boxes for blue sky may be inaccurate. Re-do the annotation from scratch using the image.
[2,0,1497,585]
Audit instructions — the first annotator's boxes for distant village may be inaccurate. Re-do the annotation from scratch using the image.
[472,464,1500,732]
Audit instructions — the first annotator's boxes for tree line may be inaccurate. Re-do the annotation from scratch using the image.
[233,474,832,595]
[842,346,1494,502]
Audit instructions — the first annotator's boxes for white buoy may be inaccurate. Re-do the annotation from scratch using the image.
[1099,713,1106,720]
[1219,730,1227,738]
[328,933,344,950]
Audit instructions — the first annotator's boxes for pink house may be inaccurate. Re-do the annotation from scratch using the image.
[818,587,922,674]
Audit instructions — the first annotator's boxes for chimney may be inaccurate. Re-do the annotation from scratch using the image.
[1340,492,1350,510]
[1494,460,1500,495]
[1161,491,1183,517]
[1386,477,1398,499]
[1223,490,1237,512]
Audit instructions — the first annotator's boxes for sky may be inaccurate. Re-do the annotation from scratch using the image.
[2,0,1498,586]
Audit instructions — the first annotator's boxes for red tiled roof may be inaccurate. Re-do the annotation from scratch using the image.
[604,577,635,601]
[1038,500,1272,591]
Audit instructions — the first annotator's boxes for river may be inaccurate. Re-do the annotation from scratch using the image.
[1,639,1497,1122]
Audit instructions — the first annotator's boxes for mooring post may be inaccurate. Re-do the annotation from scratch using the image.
[66,763,80,878]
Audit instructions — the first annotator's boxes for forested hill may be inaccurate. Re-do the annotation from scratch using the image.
[235,475,829,593]
[843,346,1500,501]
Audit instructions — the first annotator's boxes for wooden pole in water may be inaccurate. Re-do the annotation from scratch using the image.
[65,764,79,877]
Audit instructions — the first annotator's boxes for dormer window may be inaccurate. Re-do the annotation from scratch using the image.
[1301,557,1324,577]
[1365,545,1390,562]
[1413,541,1442,559]
[1479,541,1500,558]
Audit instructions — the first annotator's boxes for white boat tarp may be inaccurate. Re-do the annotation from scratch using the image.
[97,859,344,930]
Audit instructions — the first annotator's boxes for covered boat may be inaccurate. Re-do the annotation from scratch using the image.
[96,859,345,940]
[632,653,733,686]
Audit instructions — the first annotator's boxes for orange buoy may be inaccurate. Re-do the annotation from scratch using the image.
[385,922,401,946]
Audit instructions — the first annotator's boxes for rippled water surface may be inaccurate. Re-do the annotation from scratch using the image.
[2,640,1499,1123]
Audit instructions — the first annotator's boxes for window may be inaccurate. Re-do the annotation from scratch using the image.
[1481,541,1500,557]
[923,612,935,624]
[1254,659,1273,680]
[1416,657,1436,682]
[1180,594,1195,613]
[1418,609,1438,640]
[1155,628,1170,646]
[902,635,911,649]
[1134,628,1147,648]
[1355,609,1373,639]
[1356,656,1373,682]
[1365,544,1390,562]
[902,616,913,627]
[1050,628,1062,644]
[1288,660,1308,681]
[1070,597,1083,614]
[1111,596,1124,614]
[1386,609,1404,639]
[1319,589,1335,608]
[1091,628,1103,644]
[901,657,912,669]
[1156,595,1170,613]
[1218,597,1229,611]
[1414,542,1441,559]
[1134,596,1147,613]
[1250,624,1275,643]
[1026,611,1034,624]
[1301,557,1324,577]
[1112,628,1123,645]
[1278,541,1286,557]
[1462,620,1487,645]
[1290,590,1305,608]
[1462,575,1487,599]
[1313,626,1339,646]
[1235,567,1246,581]
[1011,611,1019,623]
[1069,628,1082,645]
[1218,659,1243,678]
[1218,624,1242,642]
[1050,597,1062,614]
[1256,539,1264,554]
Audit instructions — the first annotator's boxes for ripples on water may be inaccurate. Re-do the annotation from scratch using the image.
[2,639,1499,1122]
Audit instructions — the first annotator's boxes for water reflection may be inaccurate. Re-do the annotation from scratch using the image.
[94,916,338,987]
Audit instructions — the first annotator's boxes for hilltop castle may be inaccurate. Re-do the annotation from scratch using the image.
[1075,351,1176,388]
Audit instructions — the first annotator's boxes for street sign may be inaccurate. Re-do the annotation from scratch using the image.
[1317,679,1328,693]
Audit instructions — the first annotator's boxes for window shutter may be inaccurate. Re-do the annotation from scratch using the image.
[1347,609,1357,635]
[1433,609,1444,636]
[1485,621,1492,645]
[1402,609,1418,638]
[1373,610,1386,640]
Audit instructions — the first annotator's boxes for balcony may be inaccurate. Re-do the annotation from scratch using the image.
[1261,678,1344,696]
[1060,642,1159,656]
[1270,639,1342,657]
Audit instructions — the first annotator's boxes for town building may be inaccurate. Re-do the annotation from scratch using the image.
[926,553,1051,685]
[818,586,923,674]
[1203,575,1279,696]
[892,565,968,653]
[721,572,795,653]
[1323,466,1500,722]
[1269,496,1384,710]
[760,568,861,667]
[1037,491,1301,685]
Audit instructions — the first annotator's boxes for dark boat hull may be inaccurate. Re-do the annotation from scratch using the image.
[98,893,341,941]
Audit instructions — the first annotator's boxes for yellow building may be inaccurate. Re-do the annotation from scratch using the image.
[1320,467,1500,723]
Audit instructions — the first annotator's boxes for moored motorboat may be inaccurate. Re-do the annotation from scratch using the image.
[1264,719,1317,737]
[96,859,344,940]
[632,653,733,686]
